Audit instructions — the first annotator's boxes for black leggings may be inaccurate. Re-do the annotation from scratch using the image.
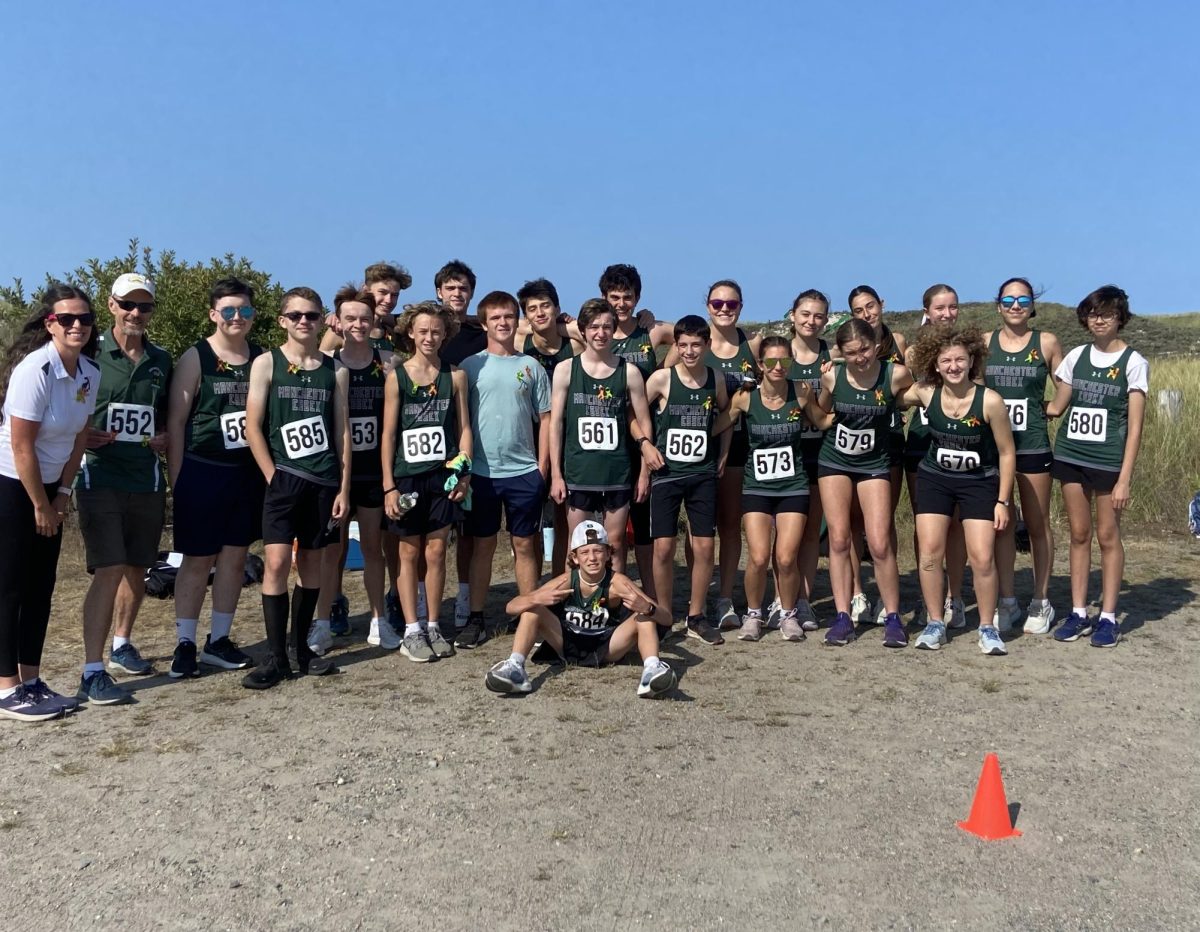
[0,475,63,677]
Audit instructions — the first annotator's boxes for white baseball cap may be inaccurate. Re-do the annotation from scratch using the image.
[569,520,609,550]
[112,272,155,299]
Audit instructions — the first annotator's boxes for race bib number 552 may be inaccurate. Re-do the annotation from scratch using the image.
[281,416,329,459]
[108,403,154,443]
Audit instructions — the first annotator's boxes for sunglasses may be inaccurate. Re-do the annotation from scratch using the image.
[999,296,1034,309]
[761,357,792,370]
[282,311,322,323]
[218,305,256,321]
[709,299,742,312]
[1085,309,1118,321]
[114,298,156,313]
[48,312,95,328]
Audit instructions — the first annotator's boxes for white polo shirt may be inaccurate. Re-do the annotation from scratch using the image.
[0,341,101,483]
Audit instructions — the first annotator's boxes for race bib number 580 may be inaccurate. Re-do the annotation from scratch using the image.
[281,416,329,459]
[1066,407,1107,443]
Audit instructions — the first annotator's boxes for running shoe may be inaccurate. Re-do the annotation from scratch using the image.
[1053,612,1093,643]
[915,621,947,651]
[882,612,908,648]
[637,660,677,698]
[367,617,402,651]
[795,601,820,632]
[945,597,967,630]
[22,679,79,714]
[978,626,1007,656]
[994,599,1022,635]
[76,671,131,706]
[765,599,782,630]
[737,613,763,642]
[108,643,154,676]
[169,640,201,679]
[824,612,856,646]
[200,636,253,670]
[485,659,532,694]
[329,593,351,637]
[849,593,871,625]
[911,604,928,628]
[1023,600,1056,635]
[778,610,806,642]
[453,618,487,650]
[686,615,725,646]
[401,632,436,663]
[385,589,403,632]
[871,599,888,626]
[300,654,338,676]
[715,598,740,631]
[425,627,455,659]
[1089,618,1121,649]
[242,657,292,690]
[306,621,333,657]
[0,684,64,722]
[454,589,470,629]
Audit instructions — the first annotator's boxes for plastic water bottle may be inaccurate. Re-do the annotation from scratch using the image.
[542,526,555,563]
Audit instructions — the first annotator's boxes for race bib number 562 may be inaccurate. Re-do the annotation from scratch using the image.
[666,428,707,463]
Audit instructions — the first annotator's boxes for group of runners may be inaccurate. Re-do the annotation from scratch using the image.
[0,261,1148,721]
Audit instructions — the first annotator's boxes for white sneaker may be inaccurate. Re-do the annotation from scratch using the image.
[945,597,967,630]
[765,599,782,630]
[850,593,871,625]
[716,598,740,631]
[307,620,333,656]
[637,659,676,698]
[978,625,1008,656]
[994,600,1021,634]
[454,590,469,629]
[871,598,888,626]
[367,617,401,650]
[1023,600,1056,635]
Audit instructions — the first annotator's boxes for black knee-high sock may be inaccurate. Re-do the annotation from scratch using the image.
[262,592,290,666]
[290,585,320,662]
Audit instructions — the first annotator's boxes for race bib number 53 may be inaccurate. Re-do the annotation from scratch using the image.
[281,416,329,459]
[108,403,154,443]
[1066,407,1107,442]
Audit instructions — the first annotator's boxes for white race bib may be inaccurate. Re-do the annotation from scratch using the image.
[578,416,619,451]
[220,411,248,450]
[350,416,377,452]
[918,408,930,426]
[280,416,329,460]
[935,448,982,472]
[835,423,875,455]
[108,403,154,443]
[665,428,707,463]
[402,425,446,463]
[1005,398,1028,432]
[1066,407,1107,443]
[752,447,795,481]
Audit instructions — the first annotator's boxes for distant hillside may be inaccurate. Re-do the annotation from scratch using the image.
[747,304,1200,358]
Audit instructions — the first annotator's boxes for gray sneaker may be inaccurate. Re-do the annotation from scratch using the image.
[737,613,763,641]
[485,658,532,694]
[994,600,1022,634]
[716,598,740,631]
[795,601,820,632]
[978,625,1008,656]
[425,627,455,659]
[778,610,806,642]
[915,622,948,651]
[945,597,967,630]
[1023,600,1056,635]
[76,670,131,706]
[400,632,436,663]
[108,643,154,676]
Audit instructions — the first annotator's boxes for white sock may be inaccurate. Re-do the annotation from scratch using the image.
[83,661,105,676]
[1100,611,1116,623]
[0,686,16,699]
[1073,606,1088,618]
[23,678,38,687]
[426,622,440,634]
[509,652,526,667]
[112,636,130,651]
[643,655,659,668]
[371,616,385,629]
[404,623,421,637]
[745,608,763,617]
[176,618,198,644]
[210,611,235,641]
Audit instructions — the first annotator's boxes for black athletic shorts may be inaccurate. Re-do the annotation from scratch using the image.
[1052,458,1118,494]
[741,491,810,517]
[77,487,166,571]
[558,623,615,667]
[262,469,339,550]
[629,497,651,547]
[802,457,820,486]
[726,425,750,469]
[173,457,264,556]
[915,468,999,522]
[1016,451,1054,475]
[650,473,717,539]
[466,470,545,538]
[350,477,384,511]
[389,469,462,537]
[817,463,892,483]
[567,486,632,515]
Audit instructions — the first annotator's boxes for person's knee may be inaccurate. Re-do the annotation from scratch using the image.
[918,551,945,575]
[1096,522,1122,551]
[425,537,447,561]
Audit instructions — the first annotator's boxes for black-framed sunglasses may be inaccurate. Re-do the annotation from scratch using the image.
[218,305,256,321]
[114,298,156,314]
[48,312,96,328]
[282,311,322,323]
[999,296,1033,309]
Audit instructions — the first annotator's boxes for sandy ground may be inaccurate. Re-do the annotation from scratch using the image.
[1,525,1197,931]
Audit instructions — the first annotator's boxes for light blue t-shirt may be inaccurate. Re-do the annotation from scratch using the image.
[460,351,550,479]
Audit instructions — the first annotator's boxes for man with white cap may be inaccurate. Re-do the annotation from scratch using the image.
[484,519,677,698]
[76,272,173,705]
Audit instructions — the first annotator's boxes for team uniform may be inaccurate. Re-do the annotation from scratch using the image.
[261,349,341,549]
[876,326,907,468]
[563,359,632,513]
[985,331,1053,474]
[174,340,265,555]
[523,333,575,379]
[742,384,810,515]
[703,330,758,470]
[367,334,394,353]
[787,340,831,484]
[338,348,387,510]
[611,326,657,548]
[551,567,625,666]
[1051,345,1149,493]
[818,362,897,482]
[76,332,173,571]
[389,364,462,535]
[649,368,719,538]
[915,387,999,521]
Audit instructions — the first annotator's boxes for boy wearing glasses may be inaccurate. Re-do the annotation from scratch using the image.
[242,287,351,688]
[76,272,173,706]
[165,278,265,678]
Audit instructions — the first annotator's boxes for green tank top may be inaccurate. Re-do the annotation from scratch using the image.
[652,367,718,482]
[743,383,809,495]
[368,334,394,353]
[818,362,896,473]
[984,330,1050,454]
[919,385,998,478]
[703,328,758,395]
[610,325,657,381]
[266,348,340,485]
[392,364,458,479]
[787,338,830,460]
[337,348,387,481]
[1054,345,1135,471]
[523,332,574,379]
[184,339,263,465]
[563,358,630,491]
[554,567,621,637]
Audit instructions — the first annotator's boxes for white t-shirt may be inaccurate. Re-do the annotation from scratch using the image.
[0,342,101,482]
[1055,344,1149,394]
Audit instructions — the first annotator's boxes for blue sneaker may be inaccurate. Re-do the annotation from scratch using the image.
[1053,612,1093,642]
[385,590,403,632]
[329,593,351,637]
[1089,618,1120,648]
[882,612,907,648]
[824,612,856,646]
[915,621,948,650]
[76,671,131,706]
[108,643,154,676]
[25,678,81,714]
[0,684,64,722]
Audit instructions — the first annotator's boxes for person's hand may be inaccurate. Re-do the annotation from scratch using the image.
[640,440,664,472]
[331,493,348,523]
[635,471,650,503]
[34,500,62,537]
[448,473,471,503]
[993,502,1010,532]
[384,489,402,520]
[325,311,340,331]
[148,431,169,453]
[85,427,115,449]
[621,588,656,616]
[1111,479,1132,511]
[635,309,655,330]
[531,583,573,607]
[550,477,567,504]
[556,311,576,326]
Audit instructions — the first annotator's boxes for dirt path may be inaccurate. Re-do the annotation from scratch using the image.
[2,532,1198,930]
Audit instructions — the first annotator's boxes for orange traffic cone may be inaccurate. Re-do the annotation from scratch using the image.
[957,753,1021,840]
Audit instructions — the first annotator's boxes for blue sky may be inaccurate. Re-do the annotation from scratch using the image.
[3,0,1198,319]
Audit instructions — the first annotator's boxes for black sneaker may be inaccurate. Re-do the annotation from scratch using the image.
[329,593,351,636]
[200,636,253,670]
[454,618,488,649]
[242,657,292,690]
[169,640,201,679]
[685,615,725,646]
[300,655,338,676]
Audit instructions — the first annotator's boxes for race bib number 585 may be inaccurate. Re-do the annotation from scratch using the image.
[281,416,329,459]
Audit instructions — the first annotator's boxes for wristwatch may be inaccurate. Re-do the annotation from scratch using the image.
[996,499,1010,507]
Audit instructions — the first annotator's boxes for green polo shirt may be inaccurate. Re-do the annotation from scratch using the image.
[78,330,174,492]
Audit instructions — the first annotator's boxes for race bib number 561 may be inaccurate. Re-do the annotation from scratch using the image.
[578,416,618,451]
[281,416,329,459]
